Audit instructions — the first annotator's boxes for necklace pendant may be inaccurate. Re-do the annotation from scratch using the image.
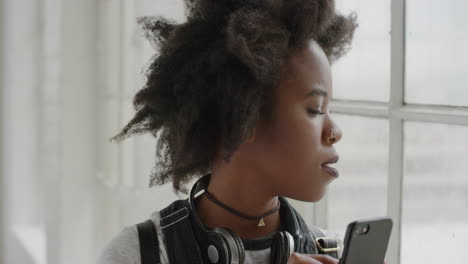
[257,217,265,227]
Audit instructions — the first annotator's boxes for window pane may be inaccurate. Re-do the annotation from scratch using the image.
[327,115,389,237]
[406,0,468,107]
[402,122,468,264]
[332,0,390,102]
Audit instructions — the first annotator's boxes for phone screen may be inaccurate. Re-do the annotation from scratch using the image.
[338,217,393,264]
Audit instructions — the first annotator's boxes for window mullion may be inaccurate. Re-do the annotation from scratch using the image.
[388,0,406,263]
[396,104,468,126]
[331,99,468,125]
[331,100,389,118]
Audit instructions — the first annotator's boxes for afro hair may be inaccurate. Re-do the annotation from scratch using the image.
[111,0,358,193]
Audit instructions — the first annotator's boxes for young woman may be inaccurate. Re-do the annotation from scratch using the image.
[98,0,362,263]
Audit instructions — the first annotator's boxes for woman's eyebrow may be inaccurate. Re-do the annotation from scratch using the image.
[305,88,328,98]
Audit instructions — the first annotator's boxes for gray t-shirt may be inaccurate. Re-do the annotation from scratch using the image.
[97,211,343,264]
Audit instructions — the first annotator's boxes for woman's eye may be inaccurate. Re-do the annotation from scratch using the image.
[307,109,325,116]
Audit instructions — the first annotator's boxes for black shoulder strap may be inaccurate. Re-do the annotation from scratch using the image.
[291,207,339,259]
[136,219,161,264]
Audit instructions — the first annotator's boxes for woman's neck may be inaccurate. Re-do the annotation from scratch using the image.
[194,172,282,239]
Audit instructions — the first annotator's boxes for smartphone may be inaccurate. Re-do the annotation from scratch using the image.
[338,216,393,264]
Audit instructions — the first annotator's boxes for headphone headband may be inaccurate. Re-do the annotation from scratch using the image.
[188,174,211,232]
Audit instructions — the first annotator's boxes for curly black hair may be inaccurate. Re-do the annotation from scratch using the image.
[110,0,358,194]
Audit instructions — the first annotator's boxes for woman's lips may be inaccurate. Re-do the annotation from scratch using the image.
[322,164,339,177]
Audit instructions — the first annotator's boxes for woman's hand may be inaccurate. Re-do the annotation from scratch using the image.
[286,253,389,264]
[287,253,339,264]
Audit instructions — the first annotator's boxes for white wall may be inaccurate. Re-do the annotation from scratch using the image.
[2,0,41,263]
[54,0,98,263]
[0,0,5,261]
[1,0,99,263]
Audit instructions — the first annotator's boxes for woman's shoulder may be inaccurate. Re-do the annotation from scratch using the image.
[96,224,140,264]
[290,205,344,258]
[96,210,170,264]
[95,206,344,263]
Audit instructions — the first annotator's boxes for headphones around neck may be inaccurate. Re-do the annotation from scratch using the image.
[187,174,305,264]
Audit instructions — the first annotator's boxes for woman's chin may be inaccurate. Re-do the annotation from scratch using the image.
[285,188,325,203]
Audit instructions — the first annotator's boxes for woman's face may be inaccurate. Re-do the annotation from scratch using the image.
[250,40,342,202]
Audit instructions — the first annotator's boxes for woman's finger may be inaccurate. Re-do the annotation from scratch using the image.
[288,253,339,264]
[305,254,339,264]
[288,253,322,264]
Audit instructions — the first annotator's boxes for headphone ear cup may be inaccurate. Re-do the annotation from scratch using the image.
[270,232,285,264]
[283,231,295,259]
[206,231,230,264]
[270,231,295,264]
[212,227,245,264]
[225,228,245,264]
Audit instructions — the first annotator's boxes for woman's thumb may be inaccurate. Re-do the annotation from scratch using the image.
[288,253,339,264]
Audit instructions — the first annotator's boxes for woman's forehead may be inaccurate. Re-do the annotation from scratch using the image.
[279,41,332,96]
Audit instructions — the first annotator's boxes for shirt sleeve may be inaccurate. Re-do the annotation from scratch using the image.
[96,225,141,264]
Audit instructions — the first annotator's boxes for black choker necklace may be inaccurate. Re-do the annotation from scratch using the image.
[203,189,281,228]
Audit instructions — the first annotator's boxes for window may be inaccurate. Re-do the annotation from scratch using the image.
[333,0,391,102]
[327,115,389,238]
[406,0,468,106]
[401,122,468,263]
[320,1,468,263]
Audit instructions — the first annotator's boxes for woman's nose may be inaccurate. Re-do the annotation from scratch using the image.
[323,120,342,145]
[331,125,342,144]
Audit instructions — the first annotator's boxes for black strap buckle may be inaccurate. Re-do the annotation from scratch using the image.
[315,237,340,253]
